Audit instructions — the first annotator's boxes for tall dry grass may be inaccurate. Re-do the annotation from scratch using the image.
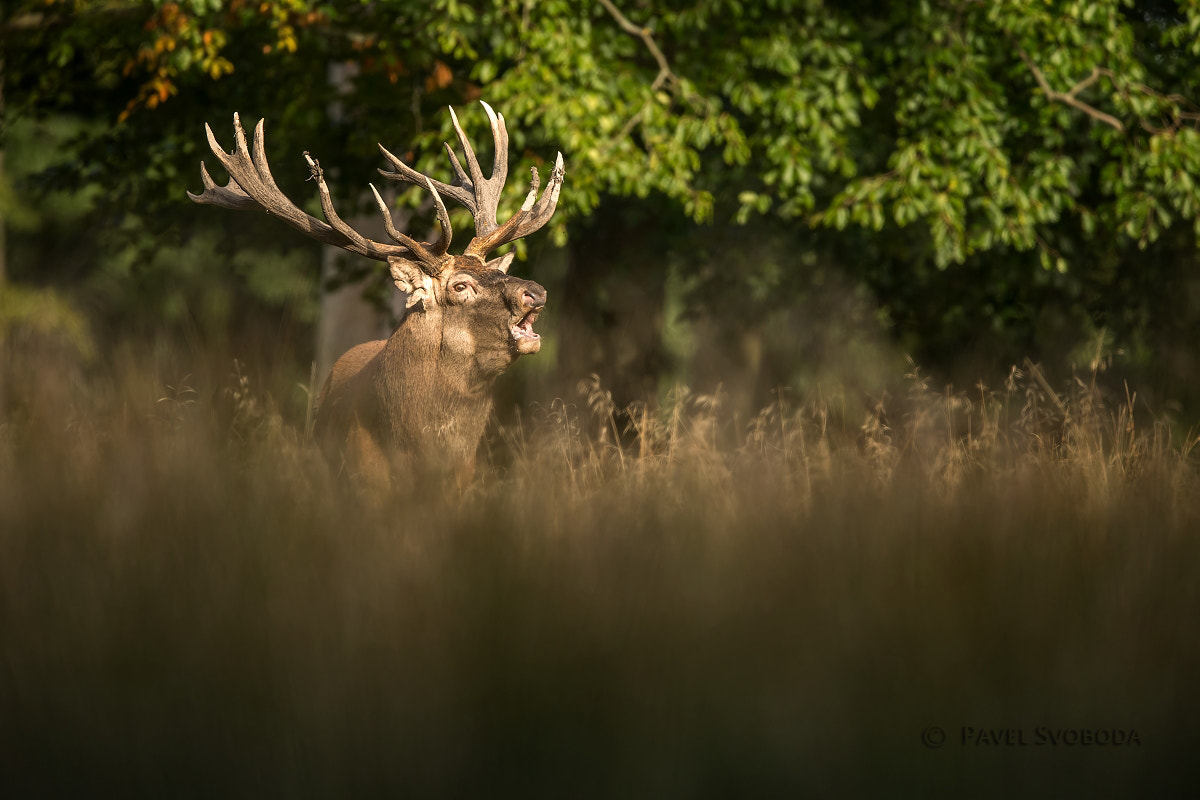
[2,334,1199,797]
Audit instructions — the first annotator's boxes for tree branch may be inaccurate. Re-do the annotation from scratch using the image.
[597,0,715,148]
[2,13,53,31]
[1019,50,1124,132]
[597,0,678,90]
[611,71,669,145]
[597,0,710,152]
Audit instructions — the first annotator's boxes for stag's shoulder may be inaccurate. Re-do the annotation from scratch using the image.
[316,339,387,412]
[333,339,388,378]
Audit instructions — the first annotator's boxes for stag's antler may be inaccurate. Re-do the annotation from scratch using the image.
[188,114,450,271]
[378,101,565,269]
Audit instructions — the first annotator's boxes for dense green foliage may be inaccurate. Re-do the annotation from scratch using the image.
[5,0,1200,407]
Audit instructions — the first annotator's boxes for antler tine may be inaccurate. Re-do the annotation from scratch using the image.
[377,143,474,210]
[371,101,565,265]
[305,152,384,254]
[189,115,443,266]
[480,100,509,204]
[442,142,473,198]
[196,116,342,246]
[188,161,257,210]
[463,166,537,259]
[463,152,566,258]
[447,106,487,211]
[512,151,565,239]
[448,101,513,239]
[367,180,451,269]
[250,117,302,210]
[424,177,454,256]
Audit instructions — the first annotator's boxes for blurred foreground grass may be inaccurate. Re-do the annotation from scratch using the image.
[2,331,1200,797]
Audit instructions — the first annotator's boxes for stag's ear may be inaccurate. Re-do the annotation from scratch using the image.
[485,251,516,274]
[389,259,434,311]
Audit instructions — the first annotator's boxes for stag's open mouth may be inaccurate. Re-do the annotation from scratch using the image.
[510,309,541,354]
[511,310,540,341]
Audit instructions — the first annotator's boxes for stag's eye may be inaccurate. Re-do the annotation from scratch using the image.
[452,281,469,293]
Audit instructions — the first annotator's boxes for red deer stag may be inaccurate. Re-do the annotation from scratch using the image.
[189,103,564,488]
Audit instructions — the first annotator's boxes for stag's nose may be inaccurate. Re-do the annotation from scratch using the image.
[522,285,547,310]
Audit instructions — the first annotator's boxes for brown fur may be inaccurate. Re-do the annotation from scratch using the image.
[191,103,563,491]
[314,261,546,490]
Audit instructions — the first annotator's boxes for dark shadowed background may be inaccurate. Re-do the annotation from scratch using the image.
[4,1,1200,796]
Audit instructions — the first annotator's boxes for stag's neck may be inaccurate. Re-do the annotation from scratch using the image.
[373,316,497,464]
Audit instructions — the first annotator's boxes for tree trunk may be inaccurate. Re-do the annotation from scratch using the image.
[1,46,7,288]
[313,62,402,390]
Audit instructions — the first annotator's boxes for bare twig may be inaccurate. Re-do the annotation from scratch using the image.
[597,0,678,88]
[1019,50,1124,132]
[611,71,669,144]
[1129,83,1200,134]
[518,0,532,61]
[597,0,708,148]
[2,13,53,31]
[1024,358,1067,415]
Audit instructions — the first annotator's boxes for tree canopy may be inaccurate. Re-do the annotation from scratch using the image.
[6,0,1200,408]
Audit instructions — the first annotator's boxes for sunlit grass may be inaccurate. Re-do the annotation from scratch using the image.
[2,336,1199,796]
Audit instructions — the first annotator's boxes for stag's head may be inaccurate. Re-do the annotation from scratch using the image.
[404,262,547,379]
[188,102,563,376]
